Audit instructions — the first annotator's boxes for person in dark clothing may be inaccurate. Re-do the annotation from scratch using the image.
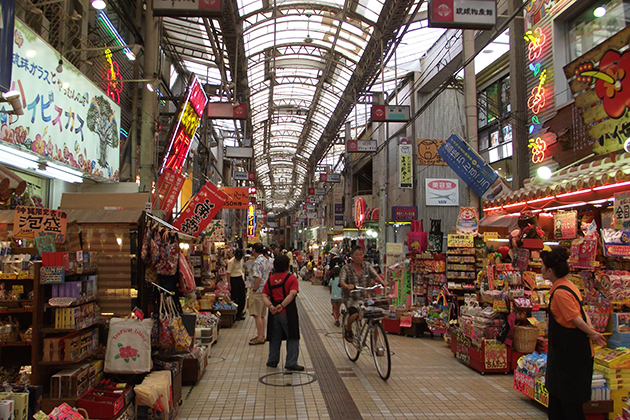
[542,246,606,420]
[226,249,247,321]
[262,254,303,371]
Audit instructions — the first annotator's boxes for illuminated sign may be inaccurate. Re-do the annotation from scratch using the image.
[161,76,208,172]
[530,137,546,163]
[104,49,123,104]
[247,205,256,237]
[354,197,366,229]
[525,26,551,164]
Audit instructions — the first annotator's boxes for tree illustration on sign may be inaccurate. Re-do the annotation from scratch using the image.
[86,96,119,168]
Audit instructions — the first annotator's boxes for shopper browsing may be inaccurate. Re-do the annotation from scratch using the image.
[339,245,388,342]
[226,249,246,321]
[329,266,342,327]
[262,254,303,371]
[542,246,606,420]
[248,243,270,345]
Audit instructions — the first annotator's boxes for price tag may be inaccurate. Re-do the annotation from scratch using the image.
[12,285,24,294]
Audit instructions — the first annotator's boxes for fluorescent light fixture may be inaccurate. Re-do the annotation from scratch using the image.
[545,202,587,211]
[594,180,630,191]
[0,151,38,170]
[492,238,510,242]
[91,0,106,10]
[594,6,606,17]
[0,144,39,161]
[588,198,609,205]
[48,162,83,177]
[543,241,560,246]
[556,189,591,198]
[36,167,83,183]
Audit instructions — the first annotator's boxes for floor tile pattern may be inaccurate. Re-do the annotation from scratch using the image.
[180,279,548,419]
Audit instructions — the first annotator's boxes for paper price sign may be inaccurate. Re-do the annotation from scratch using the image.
[13,206,67,243]
[484,342,508,370]
[447,234,474,248]
[534,381,549,407]
[513,371,535,399]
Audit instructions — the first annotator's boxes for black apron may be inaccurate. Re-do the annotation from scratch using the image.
[545,285,593,403]
[266,273,300,341]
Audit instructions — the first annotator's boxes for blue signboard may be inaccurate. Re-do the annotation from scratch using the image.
[437,134,499,198]
[0,0,15,92]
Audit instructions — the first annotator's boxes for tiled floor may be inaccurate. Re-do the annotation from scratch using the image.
[180,280,548,420]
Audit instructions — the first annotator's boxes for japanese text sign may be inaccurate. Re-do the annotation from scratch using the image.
[483,341,508,370]
[13,206,67,243]
[162,76,208,172]
[447,234,474,248]
[399,144,413,188]
[220,187,249,209]
[429,0,497,30]
[152,168,186,214]
[553,210,577,240]
[437,134,499,199]
[247,204,256,237]
[392,206,417,222]
[7,20,121,182]
[426,178,459,206]
[171,181,228,237]
[615,192,630,230]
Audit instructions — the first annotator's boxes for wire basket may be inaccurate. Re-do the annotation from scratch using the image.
[513,325,539,353]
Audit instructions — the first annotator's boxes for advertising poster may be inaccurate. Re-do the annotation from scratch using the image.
[399,143,413,188]
[426,178,459,206]
[171,181,229,237]
[614,192,630,230]
[553,210,577,240]
[417,139,446,165]
[13,206,67,242]
[204,219,225,242]
[456,207,479,236]
[6,20,121,181]
[219,187,249,209]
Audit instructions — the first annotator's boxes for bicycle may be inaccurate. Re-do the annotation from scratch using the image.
[341,285,391,380]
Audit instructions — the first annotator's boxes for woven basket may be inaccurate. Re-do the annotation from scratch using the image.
[513,325,538,353]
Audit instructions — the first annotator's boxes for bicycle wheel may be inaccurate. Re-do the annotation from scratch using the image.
[342,312,361,362]
[370,322,391,380]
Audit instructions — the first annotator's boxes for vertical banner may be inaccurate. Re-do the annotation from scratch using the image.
[153,168,186,215]
[247,204,256,237]
[399,143,413,188]
[171,182,229,236]
[0,0,15,92]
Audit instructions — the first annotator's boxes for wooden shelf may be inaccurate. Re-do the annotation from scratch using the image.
[44,298,97,310]
[39,347,99,365]
[0,341,31,347]
[40,319,98,334]
[0,308,33,314]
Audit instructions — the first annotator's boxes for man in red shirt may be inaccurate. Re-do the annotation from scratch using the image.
[262,254,303,371]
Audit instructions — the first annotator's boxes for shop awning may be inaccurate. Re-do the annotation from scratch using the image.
[483,152,630,214]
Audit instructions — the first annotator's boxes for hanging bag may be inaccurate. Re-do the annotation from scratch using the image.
[141,221,154,264]
[428,219,443,253]
[407,220,428,252]
[426,291,450,334]
[104,317,153,374]
[166,296,192,352]
[153,294,175,349]
[178,252,196,294]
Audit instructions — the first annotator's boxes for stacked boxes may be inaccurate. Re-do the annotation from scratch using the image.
[54,302,96,329]
[50,364,91,399]
[42,252,96,274]
[42,328,99,362]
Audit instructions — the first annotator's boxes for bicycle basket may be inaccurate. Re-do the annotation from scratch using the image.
[363,306,386,319]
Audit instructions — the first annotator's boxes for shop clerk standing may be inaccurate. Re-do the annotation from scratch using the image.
[541,246,606,420]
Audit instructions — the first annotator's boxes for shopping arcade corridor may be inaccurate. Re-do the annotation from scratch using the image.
[180,280,548,420]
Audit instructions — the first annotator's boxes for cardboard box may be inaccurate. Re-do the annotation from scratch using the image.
[0,394,27,420]
[0,401,13,420]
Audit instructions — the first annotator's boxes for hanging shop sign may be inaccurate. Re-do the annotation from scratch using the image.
[334,215,344,227]
[153,0,221,16]
[171,181,229,237]
[246,204,256,237]
[307,212,317,219]
[425,178,459,206]
[347,139,377,153]
[399,144,413,189]
[153,168,186,215]
[456,207,479,236]
[206,102,247,120]
[0,0,15,92]
[219,187,249,209]
[438,134,507,200]
[234,171,255,181]
[204,219,225,242]
[564,26,630,155]
[553,210,577,240]
[354,197,367,229]
[371,105,410,122]
[320,173,341,182]
[5,20,121,182]
[13,206,67,243]
[428,0,497,30]
[392,206,418,222]
[161,76,208,172]
[335,203,343,214]
[314,188,325,195]
[615,192,630,230]
[225,147,253,159]
[417,139,447,165]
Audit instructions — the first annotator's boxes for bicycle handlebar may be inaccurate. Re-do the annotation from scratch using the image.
[349,285,383,293]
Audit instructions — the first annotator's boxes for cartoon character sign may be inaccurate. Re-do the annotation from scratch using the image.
[456,207,479,236]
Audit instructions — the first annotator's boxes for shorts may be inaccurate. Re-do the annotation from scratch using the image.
[249,291,267,318]
[331,299,342,304]
[348,306,359,316]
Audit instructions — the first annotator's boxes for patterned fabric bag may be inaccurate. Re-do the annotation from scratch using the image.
[166,296,192,352]
[152,294,174,349]
[141,221,154,264]
[157,231,179,275]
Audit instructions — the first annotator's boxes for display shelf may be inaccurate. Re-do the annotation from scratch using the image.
[0,341,31,346]
[40,319,98,334]
[0,308,33,314]
[39,347,100,366]
[44,298,97,309]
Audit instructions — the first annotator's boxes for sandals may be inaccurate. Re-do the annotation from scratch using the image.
[344,328,354,343]
[249,337,265,345]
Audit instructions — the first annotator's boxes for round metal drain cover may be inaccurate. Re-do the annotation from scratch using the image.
[259,372,316,387]
[209,356,226,363]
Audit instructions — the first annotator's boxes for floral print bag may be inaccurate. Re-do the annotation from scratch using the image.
[105,317,153,374]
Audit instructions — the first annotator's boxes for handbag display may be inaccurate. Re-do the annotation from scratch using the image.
[165,296,192,352]
[178,252,196,294]
[104,317,153,374]
[407,220,428,252]
[426,291,450,334]
[428,219,443,253]
[152,294,175,350]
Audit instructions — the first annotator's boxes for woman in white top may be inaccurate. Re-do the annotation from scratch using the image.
[226,249,246,320]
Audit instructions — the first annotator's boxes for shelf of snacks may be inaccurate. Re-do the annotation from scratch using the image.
[409,253,446,307]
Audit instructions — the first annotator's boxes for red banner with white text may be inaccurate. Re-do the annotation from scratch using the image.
[171,182,229,236]
[152,169,186,215]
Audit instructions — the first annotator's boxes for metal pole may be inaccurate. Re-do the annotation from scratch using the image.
[463,30,479,209]
[129,0,143,183]
[509,0,528,190]
[139,0,159,193]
